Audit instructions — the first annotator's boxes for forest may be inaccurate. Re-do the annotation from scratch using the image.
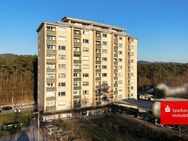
[0,54,187,105]
[0,54,37,105]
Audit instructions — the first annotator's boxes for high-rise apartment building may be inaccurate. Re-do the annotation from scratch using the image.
[37,17,137,113]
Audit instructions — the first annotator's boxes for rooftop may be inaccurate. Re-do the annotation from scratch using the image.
[61,17,125,32]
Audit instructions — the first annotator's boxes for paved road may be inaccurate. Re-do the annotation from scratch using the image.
[0,102,35,115]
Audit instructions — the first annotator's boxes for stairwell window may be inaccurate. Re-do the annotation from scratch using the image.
[83,39,89,44]
[58,92,66,96]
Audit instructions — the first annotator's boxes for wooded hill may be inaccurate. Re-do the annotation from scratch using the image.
[138,61,188,88]
[0,54,37,105]
[0,54,187,105]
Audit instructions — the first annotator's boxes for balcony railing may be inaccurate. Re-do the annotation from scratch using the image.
[46,59,56,63]
[46,39,56,45]
[46,87,56,91]
[74,60,81,64]
[73,86,81,90]
[46,30,56,35]
[74,51,81,56]
[74,69,81,73]
[46,50,56,54]
[46,106,56,112]
[74,42,81,47]
[74,77,81,81]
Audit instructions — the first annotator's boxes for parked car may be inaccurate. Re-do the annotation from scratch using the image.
[1,121,22,131]
[2,106,12,111]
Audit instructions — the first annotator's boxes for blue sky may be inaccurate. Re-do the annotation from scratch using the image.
[0,0,188,62]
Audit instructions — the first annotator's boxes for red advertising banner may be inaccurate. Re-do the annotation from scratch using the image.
[161,101,188,125]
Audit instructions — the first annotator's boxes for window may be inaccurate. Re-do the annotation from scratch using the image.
[102,41,107,46]
[102,73,107,77]
[59,27,66,32]
[119,36,123,40]
[58,55,66,60]
[47,35,55,40]
[59,46,66,50]
[102,65,107,69]
[102,34,107,38]
[102,57,107,61]
[83,82,89,86]
[102,49,107,53]
[83,30,89,35]
[96,65,100,69]
[47,26,56,31]
[58,82,66,87]
[83,56,89,61]
[83,47,89,52]
[83,73,89,77]
[83,39,89,44]
[83,90,89,95]
[58,92,65,96]
[83,64,89,69]
[59,64,66,69]
[47,45,56,50]
[58,73,66,78]
[58,36,66,41]
[47,82,55,87]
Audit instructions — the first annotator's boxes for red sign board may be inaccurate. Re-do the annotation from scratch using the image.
[161,101,188,125]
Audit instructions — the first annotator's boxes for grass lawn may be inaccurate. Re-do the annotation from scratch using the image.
[0,111,33,127]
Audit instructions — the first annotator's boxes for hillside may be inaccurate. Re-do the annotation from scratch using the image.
[0,54,37,105]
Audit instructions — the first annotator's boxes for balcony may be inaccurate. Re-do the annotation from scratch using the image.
[46,106,56,112]
[114,39,118,43]
[73,86,81,90]
[74,51,81,56]
[46,50,56,54]
[74,60,81,64]
[96,44,101,49]
[46,30,56,36]
[114,83,118,87]
[46,96,56,101]
[96,77,101,80]
[46,68,56,72]
[114,76,118,80]
[96,52,101,57]
[74,42,81,47]
[96,36,101,41]
[114,91,118,95]
[96,61,101,64]
[96,69,101,73]
[114,54,118,58]
[73,95,81,99]
[114,69,118,73]
[74,33,81,38]
[46,87,56,91]
[74,69,81,73]
[46,59,56,63]
[74,77,81,81]
[46,39,56,45]
[73,103,81,109]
